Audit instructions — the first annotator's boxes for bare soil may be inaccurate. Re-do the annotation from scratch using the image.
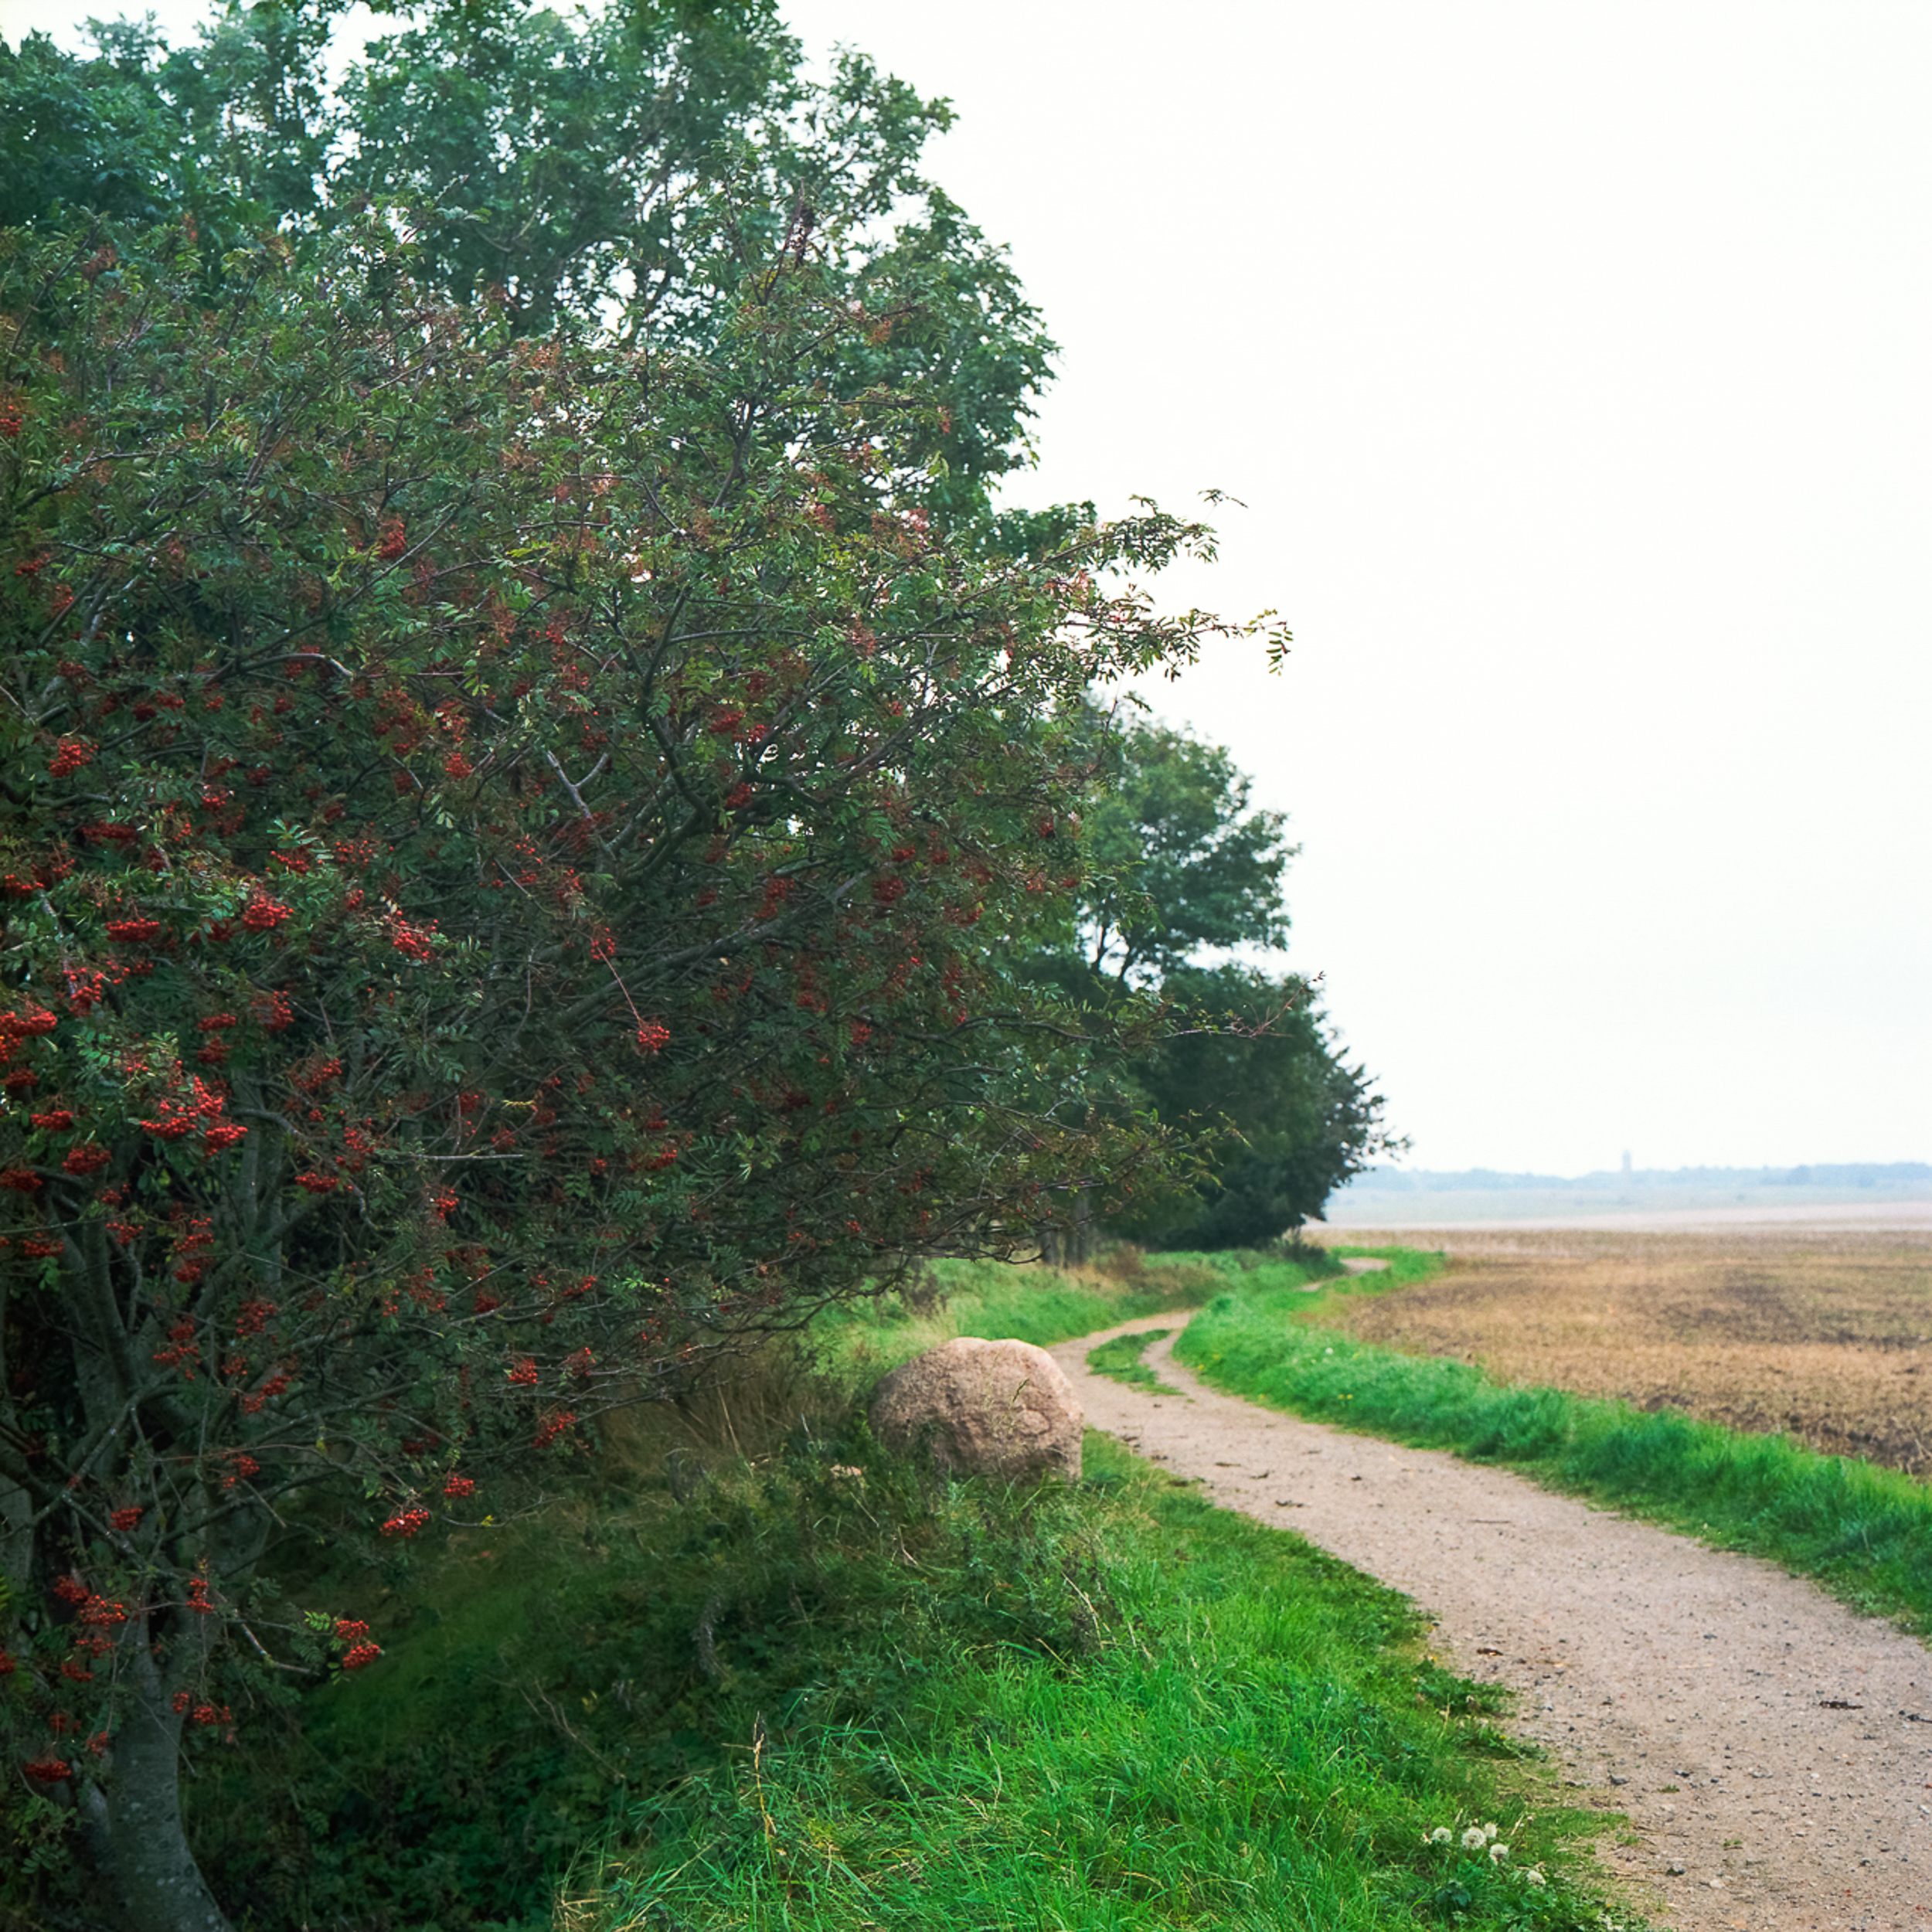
[1050,1311,1932,1932]
[1316,1226,1932,1476]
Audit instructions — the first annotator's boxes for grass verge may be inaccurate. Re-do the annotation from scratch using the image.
[558,1434,1631,1932]
[811,1240,1341,1383]
[1083,1244,1444,1401]
[159,1247,1647,1931]
[808,1248,1236,1384]
[1085,1325,1185,1395]
[1175,1275,1932,1636]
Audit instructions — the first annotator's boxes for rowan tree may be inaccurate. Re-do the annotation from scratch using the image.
[0,205,1278,1929]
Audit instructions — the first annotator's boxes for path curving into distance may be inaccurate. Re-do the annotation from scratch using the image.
[1049,1309,1932,1932]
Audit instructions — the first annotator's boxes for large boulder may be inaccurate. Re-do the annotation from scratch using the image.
[869,1337,1083,1483]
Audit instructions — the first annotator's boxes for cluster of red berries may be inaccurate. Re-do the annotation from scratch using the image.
[151,1318,200,1376]
[240,1369,291,1414]
[328,1620,382,1668]
[389,916,438,961]
[168,1692,232,1727]
[240,893,291,931]
[253,989,294,1029]
[380,1506,430,1538]
[532,1410,578,1450]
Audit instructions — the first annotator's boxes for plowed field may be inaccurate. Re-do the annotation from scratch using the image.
[1315,1225,1932,1476]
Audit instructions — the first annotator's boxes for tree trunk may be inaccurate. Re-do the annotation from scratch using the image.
[71,1628,233,1932]
[1038,1187,1097,1266]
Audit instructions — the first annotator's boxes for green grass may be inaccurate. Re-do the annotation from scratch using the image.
[1085,1325,1185,1394]
[811,1243,1342,1383]
[562,1436,1631,1932]
[1175,1275,1932,1636]
[1082,1244,1444,1404]
[808,1252,1222,1383]
[1306,1243,1451,1301]
[165,1247,1649,1931]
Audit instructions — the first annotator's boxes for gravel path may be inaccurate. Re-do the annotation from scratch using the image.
[1048,1310,1932,1931]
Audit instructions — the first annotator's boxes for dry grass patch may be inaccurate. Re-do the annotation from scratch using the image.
[1318,1226,1932,1476]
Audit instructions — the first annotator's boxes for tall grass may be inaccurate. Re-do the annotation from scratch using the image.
[808,1249,1235,1387]
[559,1437,1627,1932]
[811,1242,1339,1386]
[153,1247,1648,1931]
[1177,1275,1932,1635]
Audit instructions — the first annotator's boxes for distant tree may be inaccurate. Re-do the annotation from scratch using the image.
[0,208,1276,1929]
[0,32,176,232]
[1036,713,1398,1250]
[1072,712,1294,988]
[1106,964,1394,1249]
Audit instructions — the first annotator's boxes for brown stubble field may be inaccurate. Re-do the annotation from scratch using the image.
[1314,1226,1932,1478]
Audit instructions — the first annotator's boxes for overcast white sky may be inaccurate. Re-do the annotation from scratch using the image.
[10,0,1930,1175]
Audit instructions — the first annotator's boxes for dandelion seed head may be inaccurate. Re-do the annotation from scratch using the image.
[1430,1827,1453,1845]
[1489,1842,1511,1864]
[1462,1827,1488,1851]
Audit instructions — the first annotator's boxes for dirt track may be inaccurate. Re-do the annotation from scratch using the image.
[1050,1312,1932,1932]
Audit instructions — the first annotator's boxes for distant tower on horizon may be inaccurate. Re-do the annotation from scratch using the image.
[1621,1149,1632,1177]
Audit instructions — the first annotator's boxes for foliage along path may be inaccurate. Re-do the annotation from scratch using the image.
[1049,1309,1932,1932]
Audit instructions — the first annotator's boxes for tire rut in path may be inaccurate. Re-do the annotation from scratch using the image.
[1049,1312,1932,1932]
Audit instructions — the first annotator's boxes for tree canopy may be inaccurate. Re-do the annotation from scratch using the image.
[0,8,1340,1920]
[0,188,1283,1922]
[1032,712,1397,1250]
[0,0,1053,526]
[1071,710,1295,987]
